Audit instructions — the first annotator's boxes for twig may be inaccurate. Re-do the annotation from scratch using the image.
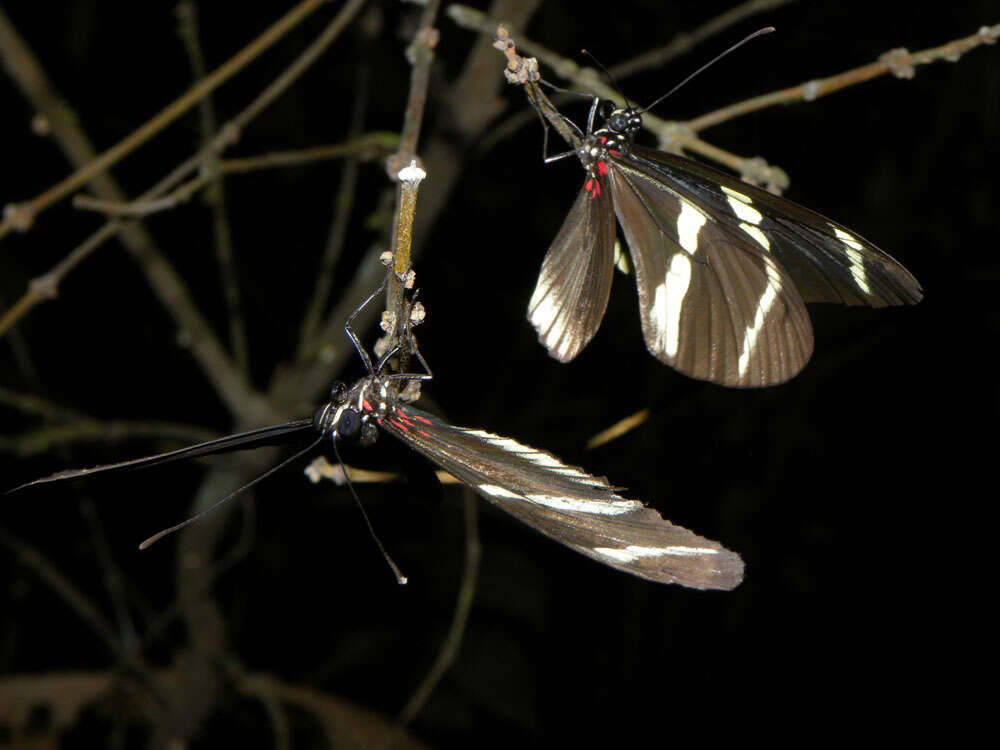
[471,0,799,153]
[384,0,442,371]
[686,23,1000,132]
[383,490,480,746]
[289,0,543,405]
[0,0,331,241]
[492,25,786,185]
[177,0,248,375]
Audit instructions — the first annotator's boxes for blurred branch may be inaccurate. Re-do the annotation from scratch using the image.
[0,0,369,424]
[0,0,331,240]
[384,490,480,747]
[81,499,140,657]
[0,419,218,457]
[70,135,397,218]
[586,408,650,450]
[299,68,371,355]
[0,384,86,421]
[0,525,122,656]
[177,0,248,375]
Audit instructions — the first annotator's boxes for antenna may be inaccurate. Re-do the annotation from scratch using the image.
[580,49,631,107]
[638,27,775,114]
[138,437,323,549]
[333,439,407,585]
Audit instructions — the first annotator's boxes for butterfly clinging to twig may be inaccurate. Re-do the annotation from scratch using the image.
[526,36,923,387]
[10,271,743,590]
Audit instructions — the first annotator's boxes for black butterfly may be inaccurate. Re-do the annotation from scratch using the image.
[528,95,924,387]
[9,279,743,591]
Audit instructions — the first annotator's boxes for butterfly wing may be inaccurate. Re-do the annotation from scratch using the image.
[627,145,924,307]
[528,180,615,362]
[608,154,814,387]
[8,420,315,492]
[380,403,743,590]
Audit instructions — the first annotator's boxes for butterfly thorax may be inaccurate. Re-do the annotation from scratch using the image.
[577,104,641,197]
[314,375,394,445]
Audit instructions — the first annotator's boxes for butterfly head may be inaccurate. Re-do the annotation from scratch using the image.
[314,377,382,446]
[597,100,641,144]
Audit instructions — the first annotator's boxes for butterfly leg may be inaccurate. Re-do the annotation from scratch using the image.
[345,274,389,374]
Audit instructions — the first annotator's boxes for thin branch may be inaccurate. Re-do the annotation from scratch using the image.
[177,0,248,375]
[384,0,442,371]
[0,0,331,241]
[491,25,786,186]
[470,0,800,153]
[288,0,543,405]
[686,23,1000,132]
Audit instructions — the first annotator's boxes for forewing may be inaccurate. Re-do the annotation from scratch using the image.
[528,181,615,362]
[380,404,743,590]
[628,145,923,306]
[8,420,315,492]
[608,156,814,387]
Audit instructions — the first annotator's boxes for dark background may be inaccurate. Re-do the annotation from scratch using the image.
[0,0,993,746]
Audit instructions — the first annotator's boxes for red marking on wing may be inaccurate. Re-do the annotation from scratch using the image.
[416,429,431,437]
[413,415,433,425]
[608,149,620,156]
[596,161,608,177]
[585,177,602,198]
[392,418,410,433]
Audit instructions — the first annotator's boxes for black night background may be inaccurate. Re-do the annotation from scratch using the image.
[0,0,992,746]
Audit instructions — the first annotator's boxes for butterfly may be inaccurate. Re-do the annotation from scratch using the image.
[9,277,743,591]
[528,94,924,387]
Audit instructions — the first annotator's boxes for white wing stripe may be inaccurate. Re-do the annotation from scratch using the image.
[737,251,783,378]
[676,200,707,255]
[831,225,872,293]
[478,484,523,500]
[594,545,720,563]
[727,195,763,225]
[525,494,642,515]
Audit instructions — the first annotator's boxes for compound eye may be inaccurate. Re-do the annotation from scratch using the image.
[335,408,361,438]
[608,111,629,132]
[331,382,347,403]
